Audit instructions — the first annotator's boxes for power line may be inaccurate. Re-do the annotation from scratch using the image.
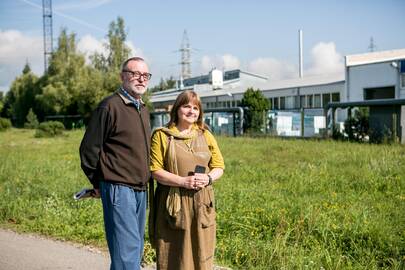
[19,0,105,33]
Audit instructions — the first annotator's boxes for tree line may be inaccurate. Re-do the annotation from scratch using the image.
[0,17,151,127]
[0,16,270,133]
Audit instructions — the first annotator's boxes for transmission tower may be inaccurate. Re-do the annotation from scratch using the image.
[368,36,376,52]
[42,0,53,72]
[180,30,191,79]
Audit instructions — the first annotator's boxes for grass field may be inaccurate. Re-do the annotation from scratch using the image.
[0,129,404,269]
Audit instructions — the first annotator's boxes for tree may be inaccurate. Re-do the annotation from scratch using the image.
[36,29,90,116]
[5,63,39,126]
[343,108,369,142]
[149,76,177,93]
[90,17,131,94]
[24,108,39,129]
[106,17,131,71]
[0,91,4,113]
[241,87,270,133]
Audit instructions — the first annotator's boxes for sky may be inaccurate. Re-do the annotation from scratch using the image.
[1,0,405,92]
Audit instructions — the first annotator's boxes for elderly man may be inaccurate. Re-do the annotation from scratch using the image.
[80,57,152,270]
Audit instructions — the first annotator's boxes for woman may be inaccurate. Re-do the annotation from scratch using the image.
[149,90,225,270]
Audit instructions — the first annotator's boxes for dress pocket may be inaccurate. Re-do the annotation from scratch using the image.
[199,187,216,228]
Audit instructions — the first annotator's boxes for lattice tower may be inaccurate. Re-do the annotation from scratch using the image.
[180,30,191,79]
[368,36,376,52]
[42,0,53,72]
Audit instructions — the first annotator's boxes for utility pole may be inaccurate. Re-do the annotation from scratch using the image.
[42,0,53,72]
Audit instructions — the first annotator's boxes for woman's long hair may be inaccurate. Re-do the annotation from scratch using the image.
[167,90,206,130]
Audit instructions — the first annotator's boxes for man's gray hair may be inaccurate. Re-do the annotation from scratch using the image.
[121,57,145,71]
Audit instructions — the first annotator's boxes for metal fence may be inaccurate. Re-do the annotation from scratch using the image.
[151,107,330,138]
[267,108,327,137]
[150,107,244,137]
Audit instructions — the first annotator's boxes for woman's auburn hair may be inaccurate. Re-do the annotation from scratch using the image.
[167,90,206,130]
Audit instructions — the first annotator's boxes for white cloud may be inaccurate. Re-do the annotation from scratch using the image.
[307,42,344,75]
[77,35,107,63]
[200,54,240,73]
[248,57,297,80]
[0,29,43,91]
[77,35,144,64]
[247,42,344,80]
[126,41,144,59]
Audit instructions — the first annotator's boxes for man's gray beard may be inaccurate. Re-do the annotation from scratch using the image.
[130,86,146,96]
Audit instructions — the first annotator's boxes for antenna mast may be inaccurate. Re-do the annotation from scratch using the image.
[42,0,53,72]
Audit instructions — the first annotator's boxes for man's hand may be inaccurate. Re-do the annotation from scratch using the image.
[92,188,101,198]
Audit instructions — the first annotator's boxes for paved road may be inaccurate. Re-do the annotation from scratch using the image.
[0,229,155,270]
[0,229,231,270]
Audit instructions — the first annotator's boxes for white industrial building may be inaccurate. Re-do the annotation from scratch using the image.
[151,70,344,111]
[345,48,405,101]
[150,48,405,140]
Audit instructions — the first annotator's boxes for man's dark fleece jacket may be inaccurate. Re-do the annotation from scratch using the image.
[79,90,151,191]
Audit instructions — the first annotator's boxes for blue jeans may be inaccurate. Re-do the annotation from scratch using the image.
[100,181,147,270]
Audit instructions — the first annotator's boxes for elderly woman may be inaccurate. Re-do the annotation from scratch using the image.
[149,90,224,270]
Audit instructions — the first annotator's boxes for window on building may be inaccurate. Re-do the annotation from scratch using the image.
[322,93,331,108]
[300,95,306,108]
[314,94,321,107]
[279,97,286,110]
[364,86,395,100]
[294,96,300,109]
[307,95,313,108]
[273,97,279,110]
[285,96,294,109]
[332,92,340,102]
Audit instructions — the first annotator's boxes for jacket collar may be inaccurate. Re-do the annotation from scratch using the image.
[117,87,145,106]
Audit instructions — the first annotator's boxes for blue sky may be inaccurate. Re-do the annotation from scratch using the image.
[1,0,405,91]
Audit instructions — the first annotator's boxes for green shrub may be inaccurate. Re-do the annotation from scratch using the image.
[35,121,65,137]
[0,117,12,131]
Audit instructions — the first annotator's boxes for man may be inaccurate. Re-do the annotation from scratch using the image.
[80,57,152,270]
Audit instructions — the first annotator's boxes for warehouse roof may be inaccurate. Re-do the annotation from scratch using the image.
[346,48,405,67]
[150,72,344,103]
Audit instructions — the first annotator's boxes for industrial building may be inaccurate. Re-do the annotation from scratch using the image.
[150,48,405,141]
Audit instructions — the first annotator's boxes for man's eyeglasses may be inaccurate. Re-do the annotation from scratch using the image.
[122,70,152,81]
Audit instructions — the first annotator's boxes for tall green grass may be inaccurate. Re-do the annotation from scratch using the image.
[0,129,404,269]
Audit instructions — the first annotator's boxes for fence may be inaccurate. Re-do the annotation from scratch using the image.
[267,108,327,137]
[150,107,244,137]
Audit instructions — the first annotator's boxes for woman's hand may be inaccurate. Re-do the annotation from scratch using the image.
[193,173,210,188]
[182,175,201,190]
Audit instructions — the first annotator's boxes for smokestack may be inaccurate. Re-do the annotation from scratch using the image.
[299,29,303,78]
